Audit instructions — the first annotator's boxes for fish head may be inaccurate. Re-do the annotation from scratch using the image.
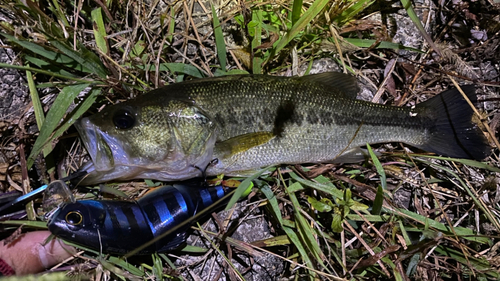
[75,100,217,184]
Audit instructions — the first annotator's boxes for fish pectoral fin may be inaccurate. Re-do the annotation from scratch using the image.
[215,132,275,158]
[330,147,376,163]
[295,72,359,99]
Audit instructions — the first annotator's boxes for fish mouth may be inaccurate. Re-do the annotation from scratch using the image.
[74,117,147,184]
[74,118,120,173]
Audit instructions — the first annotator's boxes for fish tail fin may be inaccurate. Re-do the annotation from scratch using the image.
[416,85,490,160]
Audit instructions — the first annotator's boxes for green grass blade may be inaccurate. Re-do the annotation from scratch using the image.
[98,258,141,280]
[372,186,384,215]
[251,8,263,74]
[434,246,499,278]
[283,225,315,272]
[178,245,209,253]
[399,0,441,56]
[291,0,303,25]
[346,214,390,221]
[388,208,490,244]
[0,33,81,66]
[166,7,175,44]
[270,0,328,60]
[105,256,146,277]
[27,83,91,169]
[335,0,375,24]
[0,62,90,82]
[139,62,206,78]
[50,86,101,144]
[50,40,108,78]
[26,69,45,131]
[26,69,53,165]
[0,220,48,228]
[152,254,164,280]
[287,182,328,273]
[225,166,274,210]
[2,32,94,76]
[344,38,424,52]
[211,5,226,71]
[159,253,177,269]
[407,154,500,173]
[289,172,344,199]
[367,144,387,190]
[261,184,283,225]
[262,184,315,273]
[49,0,70,27]
[24,55,77,77]
[91,7,108,54]
[408,156,500,231]
[367,144,386,215]
[56,240,146,277]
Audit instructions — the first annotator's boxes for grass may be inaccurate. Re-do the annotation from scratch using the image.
[0,0,499,280]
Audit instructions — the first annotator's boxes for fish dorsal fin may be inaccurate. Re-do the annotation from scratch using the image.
[296,72,359,99]
[215,132,275,158]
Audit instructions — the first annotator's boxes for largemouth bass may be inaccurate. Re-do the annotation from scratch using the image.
[75,72,490,184]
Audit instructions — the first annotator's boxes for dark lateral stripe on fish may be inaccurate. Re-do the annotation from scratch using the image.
[299,99,432,128]
[220,103,426,131]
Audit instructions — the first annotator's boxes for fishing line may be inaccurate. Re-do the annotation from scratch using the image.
[0,170,88,214]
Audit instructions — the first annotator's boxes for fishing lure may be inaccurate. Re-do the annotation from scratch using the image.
[47,180,230,255]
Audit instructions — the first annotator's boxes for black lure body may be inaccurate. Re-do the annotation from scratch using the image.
[48,182,228,255]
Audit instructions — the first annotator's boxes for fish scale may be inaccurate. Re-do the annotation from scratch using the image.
[75,72,491,184]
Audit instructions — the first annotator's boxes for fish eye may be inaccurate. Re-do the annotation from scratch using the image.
[113,109,135,130]
[65,211,83,225]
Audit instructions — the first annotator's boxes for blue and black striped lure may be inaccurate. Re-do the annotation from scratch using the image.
[47,181,229,255]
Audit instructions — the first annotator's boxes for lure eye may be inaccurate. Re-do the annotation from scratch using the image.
[112,109,135,130]
[65,211,83,225]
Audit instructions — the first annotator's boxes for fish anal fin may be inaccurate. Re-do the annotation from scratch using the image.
[330,147,375,163]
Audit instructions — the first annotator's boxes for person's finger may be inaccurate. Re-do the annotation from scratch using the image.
[0,230,76,275]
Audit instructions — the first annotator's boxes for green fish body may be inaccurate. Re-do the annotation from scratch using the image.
[75,73,490,184]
